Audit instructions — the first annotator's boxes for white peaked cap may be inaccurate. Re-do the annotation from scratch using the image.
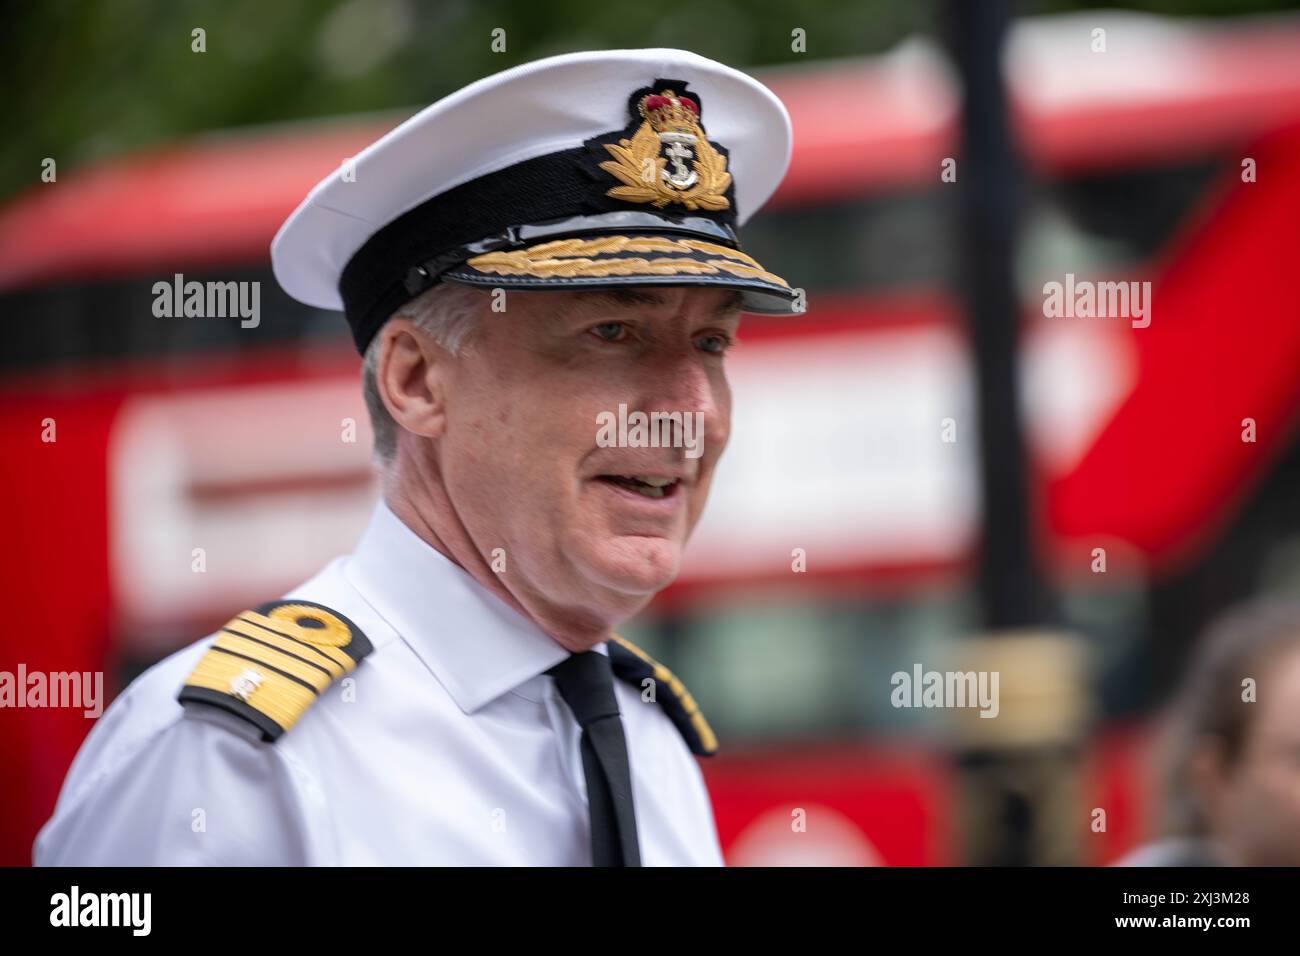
[271,48,796,353]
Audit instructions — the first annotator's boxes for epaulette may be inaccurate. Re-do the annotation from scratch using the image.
[178,600,373,743]
[608,634,718,756]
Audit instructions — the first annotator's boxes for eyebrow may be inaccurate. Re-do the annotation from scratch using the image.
[574,288,744,318]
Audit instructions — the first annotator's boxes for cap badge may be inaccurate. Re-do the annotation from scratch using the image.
[599,89,732,212]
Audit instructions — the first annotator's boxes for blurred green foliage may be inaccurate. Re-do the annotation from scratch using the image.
[2,0,1297,202]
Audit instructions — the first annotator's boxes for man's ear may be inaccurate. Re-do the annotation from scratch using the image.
[376,318,450,440]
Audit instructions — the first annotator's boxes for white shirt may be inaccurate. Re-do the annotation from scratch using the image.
[33,501,724,866]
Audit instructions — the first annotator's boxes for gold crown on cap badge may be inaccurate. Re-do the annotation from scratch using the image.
[598,89,732,212]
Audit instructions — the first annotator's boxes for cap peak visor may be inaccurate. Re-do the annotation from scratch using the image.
[441,230,796,315]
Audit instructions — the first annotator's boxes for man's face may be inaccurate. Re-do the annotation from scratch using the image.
[1210,643,1300,865]
[436,284,741,624]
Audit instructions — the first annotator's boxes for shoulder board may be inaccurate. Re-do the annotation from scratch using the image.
[608,634,718,757]
[177,600,373,743]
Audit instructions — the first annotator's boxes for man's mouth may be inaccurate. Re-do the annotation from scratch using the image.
[595,475,680,499]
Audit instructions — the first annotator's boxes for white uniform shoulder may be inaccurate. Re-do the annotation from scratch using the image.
[32,558,390,866]
[30,634,319,864]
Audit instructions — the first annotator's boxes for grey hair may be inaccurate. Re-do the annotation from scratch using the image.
[361,281,486,463]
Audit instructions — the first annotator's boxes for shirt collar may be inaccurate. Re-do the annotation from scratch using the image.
[344,499,591,714]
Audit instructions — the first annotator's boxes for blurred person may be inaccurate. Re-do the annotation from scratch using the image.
[1117,598,1300,866]
[33,48,799,866]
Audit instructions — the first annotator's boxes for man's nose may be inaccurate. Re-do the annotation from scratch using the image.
[634,348,728,463]
[636,348,726,434]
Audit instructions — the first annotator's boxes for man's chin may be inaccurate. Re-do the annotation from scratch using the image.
[580,535,683,599]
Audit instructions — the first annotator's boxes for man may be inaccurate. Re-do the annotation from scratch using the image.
[34,48,797,866]
[1116,598,1300,867]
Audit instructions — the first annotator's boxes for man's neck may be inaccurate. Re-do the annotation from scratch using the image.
[380,457,612,653]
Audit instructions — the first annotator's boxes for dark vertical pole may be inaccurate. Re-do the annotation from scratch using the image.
[946,0,1052,629]
[944,0,1075,866]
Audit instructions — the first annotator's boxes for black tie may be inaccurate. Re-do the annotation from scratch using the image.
[547,651,642,867]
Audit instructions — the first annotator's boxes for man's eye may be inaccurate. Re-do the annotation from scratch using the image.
[696,333,734,355]
[590,322,627,342]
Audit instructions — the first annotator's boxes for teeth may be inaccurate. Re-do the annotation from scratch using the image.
[602,475,676,498]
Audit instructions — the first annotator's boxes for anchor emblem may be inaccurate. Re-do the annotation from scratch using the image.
[599,88,731,211]
[661,136,699,190]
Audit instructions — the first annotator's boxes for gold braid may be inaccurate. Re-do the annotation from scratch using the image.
[467,236,789,287]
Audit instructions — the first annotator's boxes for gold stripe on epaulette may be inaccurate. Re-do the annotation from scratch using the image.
[611,635,718,755]
[185,649,317,732]
[223,621,349,678]
[236,609,357,666]
[211,633,335,693]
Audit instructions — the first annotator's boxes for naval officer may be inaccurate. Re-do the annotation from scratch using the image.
[34,46,798,866]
